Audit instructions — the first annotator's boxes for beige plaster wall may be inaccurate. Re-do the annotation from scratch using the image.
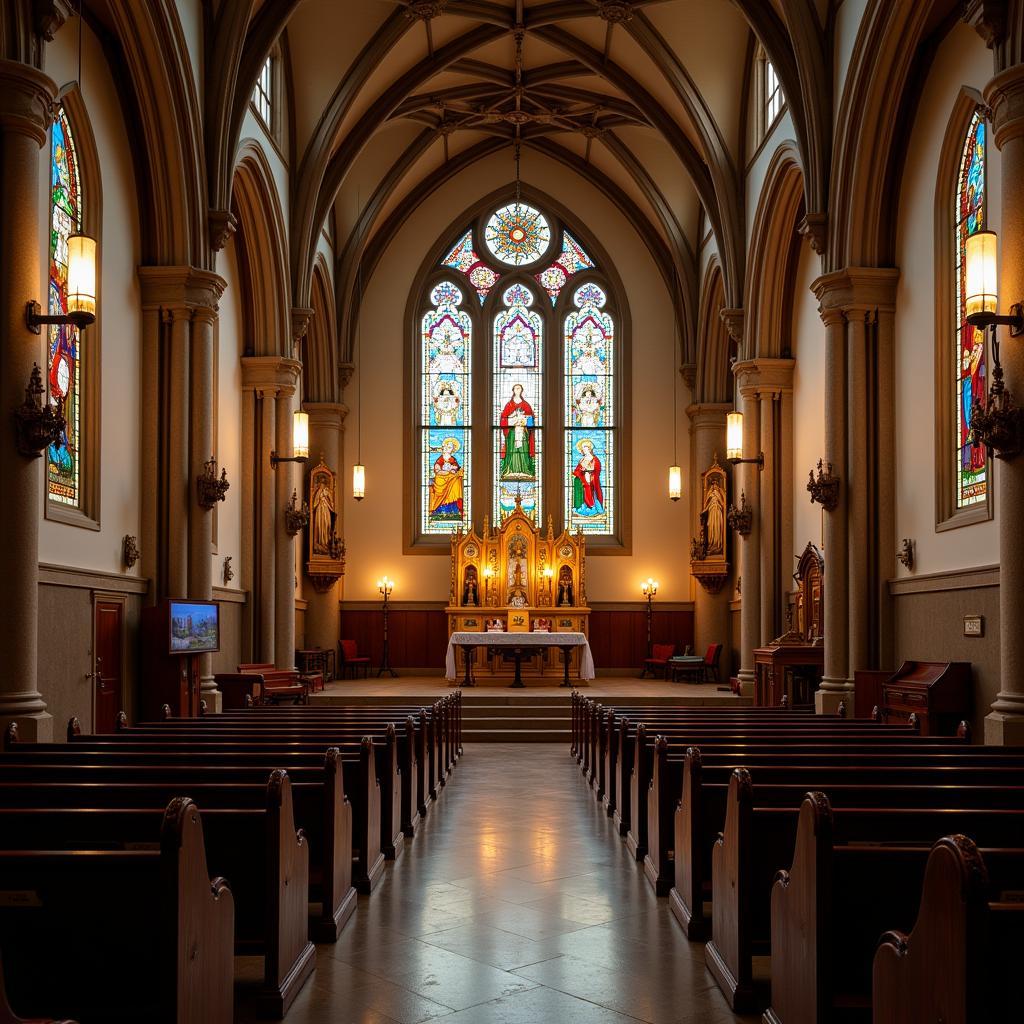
[790,236,826,563]
[894,23,1000,576]
[37,20,143,578]
[343,147,691,602]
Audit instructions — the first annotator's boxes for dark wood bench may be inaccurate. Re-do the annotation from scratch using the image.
[0,952,76,1024]
[237,663,309,704]
[0,797,234,1023]
[871,834,1024,1024]
[766,796,1024,1023]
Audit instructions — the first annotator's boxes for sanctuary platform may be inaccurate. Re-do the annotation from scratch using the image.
[311,677,749,743]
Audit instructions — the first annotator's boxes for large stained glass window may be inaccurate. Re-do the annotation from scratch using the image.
[564,283,615,535]
[415,202,623,544]
[47,106,84,507]
[955,112,987,509]
[493,284,543,523]
[421,281,472,534]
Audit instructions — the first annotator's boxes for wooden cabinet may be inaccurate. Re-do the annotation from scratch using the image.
[881,661,972,736]
[754,644,824,707]
[140,604,201,720]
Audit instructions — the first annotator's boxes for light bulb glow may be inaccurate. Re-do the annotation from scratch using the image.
[966,230,998,317]
[66,233,97,323]
[726,412,744,462]
[668,465,682,501]
[352,463,365,500]
[292,411,309,460]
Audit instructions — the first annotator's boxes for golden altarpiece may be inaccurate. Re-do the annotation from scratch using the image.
[446,500,590,679]
[753,542,825,706]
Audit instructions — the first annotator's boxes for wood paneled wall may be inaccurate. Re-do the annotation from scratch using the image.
[338,603,694,672]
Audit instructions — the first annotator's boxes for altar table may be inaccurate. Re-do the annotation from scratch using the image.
[445,631,595,688]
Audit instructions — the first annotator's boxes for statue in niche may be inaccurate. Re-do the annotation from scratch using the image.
[310,462,337,557]
[558,565,575,607]
[703,473,726,556]
[462,565,479,606]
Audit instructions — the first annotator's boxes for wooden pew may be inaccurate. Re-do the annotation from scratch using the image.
[872,834,1024,1024]
[646,737,1021,897]
[94,722,407,860]
[0,953,76,1024]
[765,798,1024,1023]
[0,797,234,1024]
[0,739,376,912]
[704,770,1024,1011]
[237,663,309,704]
[0,771,313,1017]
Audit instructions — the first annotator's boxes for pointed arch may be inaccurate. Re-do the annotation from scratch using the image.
[231,142,291,357]
[305,254,338,404]
[695,259,731,405]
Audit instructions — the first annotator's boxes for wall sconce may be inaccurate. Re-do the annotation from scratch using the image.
[352,463,366,501]
[965,230,1024,459]
[270,411,310,468]
[897,538,915,571]
[122,534,139,570]
[727,490,753,535]
[483,564,494,605]
[725,412,764,469]
[26,233,97,333]
[668,465,682,502]
[197,456,230,508]
[284,488,310,537]
[14,363,66,458]
[807,458,840,511]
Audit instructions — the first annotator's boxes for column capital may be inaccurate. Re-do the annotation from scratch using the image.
[732,357,795,399]
[302,401,350,430]
[719,307,744,345]
[241,355,302,395]
[138,265,226,312]
[685,402,733,429]
[291,306,315,343]
[339,361,356,393]
[812,267,900,319]
[984,63,1024,148]
[0,60,58,146]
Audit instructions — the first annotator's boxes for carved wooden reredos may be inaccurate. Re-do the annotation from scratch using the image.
[448,500,587,611]
[794,542,824,645]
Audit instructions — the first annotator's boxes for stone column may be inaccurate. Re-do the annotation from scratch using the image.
[303,402,348,654]
[846,307,871,679]
[275,375,299,669]
[984,63,1024,743]
[139,305,161,602]
[166,307,191,598]
[814,300,851,713]
[190,306,219,710]
[687,402,733,664]
[258,388,277,663]
[0,60,58,740]
[733,365,762,698]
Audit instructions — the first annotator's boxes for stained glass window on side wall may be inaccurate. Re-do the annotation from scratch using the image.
[47,106,83,508]
[421,281,472,534]
[564,283,615,535]
[535,231,595,304]
[493,283,543,524]
[956,112,987,509]
[441,230,500,303]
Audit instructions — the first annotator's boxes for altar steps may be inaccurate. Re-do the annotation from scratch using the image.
[461,695,571,743]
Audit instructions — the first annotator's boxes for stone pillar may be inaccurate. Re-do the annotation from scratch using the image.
[815,302,851,712]
[984,63,1024,744]
[687,403,733,665]
[139,305,161,603]
[166,307,191,598]
[275,377,299,669]
[190,306,219,710]
[303,402,348,654]
[733,368,762,698]
[846,308,871,679]
[258,389,277,663]
[0,60,58,740]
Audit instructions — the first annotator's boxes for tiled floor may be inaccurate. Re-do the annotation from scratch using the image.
[258,743,754,1024]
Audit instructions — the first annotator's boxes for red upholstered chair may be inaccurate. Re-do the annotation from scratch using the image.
[642,643,677,678]
[703,643,724,682]
[339,639,371,679]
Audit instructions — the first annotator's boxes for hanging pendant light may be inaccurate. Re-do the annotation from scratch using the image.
[353,189,366,501]
[668,322,682,501]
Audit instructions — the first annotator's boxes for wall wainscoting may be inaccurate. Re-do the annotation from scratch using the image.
[337,601,695,673]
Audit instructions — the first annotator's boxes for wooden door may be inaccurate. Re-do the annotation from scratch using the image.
[93,600,124,733]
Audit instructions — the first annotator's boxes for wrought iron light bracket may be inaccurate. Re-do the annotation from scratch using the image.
[197,456,230,508]
[14,363,65,459]
[807,459,841,511]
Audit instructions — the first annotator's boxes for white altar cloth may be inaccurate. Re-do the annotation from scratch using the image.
[445,631,595,681]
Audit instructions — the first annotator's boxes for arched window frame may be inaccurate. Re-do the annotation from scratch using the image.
[935,91,994,531]
[755,46,786,145]
[405,195,631,553]
[250,42,288,154]
[44,89,101,530]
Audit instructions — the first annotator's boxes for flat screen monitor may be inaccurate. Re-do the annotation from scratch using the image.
[168,600,220,655]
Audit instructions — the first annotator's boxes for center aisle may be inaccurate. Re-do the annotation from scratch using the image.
[270,743,753,1024]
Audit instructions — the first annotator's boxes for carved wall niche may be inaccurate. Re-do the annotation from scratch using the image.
[690,455,730,594]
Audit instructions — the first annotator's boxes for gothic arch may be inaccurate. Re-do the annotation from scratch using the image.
[305,254,338,404]
[695,259,731,405]
[231,142,291,357]
[745,141,807,360]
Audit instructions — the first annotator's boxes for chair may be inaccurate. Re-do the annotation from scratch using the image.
[703,643,723,682]
[338,639,371,679]
[642,643,676,678]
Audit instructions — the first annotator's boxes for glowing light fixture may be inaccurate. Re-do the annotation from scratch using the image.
[270,410,310,467]
[352,463,366,501]
[725,411,764,469]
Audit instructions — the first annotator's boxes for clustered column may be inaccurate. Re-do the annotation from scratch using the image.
[984,62,1024,744]
[0,60,59,740]
[733,366,762,698]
